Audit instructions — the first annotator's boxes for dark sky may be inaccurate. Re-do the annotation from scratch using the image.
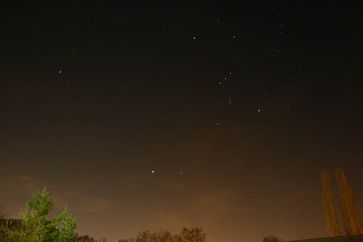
[1,1,363,242]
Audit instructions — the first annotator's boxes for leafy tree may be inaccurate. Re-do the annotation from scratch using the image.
[47,207,77,242]
[5,188,78,242]
[18,188,53,242]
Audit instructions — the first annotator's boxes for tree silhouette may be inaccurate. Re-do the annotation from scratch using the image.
[335,168,363,235]
[321,169,341,236]
[320,168,363,236]
[177,228,206,242]
[263,235,284,242]
[122,228,207,242]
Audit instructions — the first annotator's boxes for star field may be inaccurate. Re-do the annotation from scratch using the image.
[1,1,363,242]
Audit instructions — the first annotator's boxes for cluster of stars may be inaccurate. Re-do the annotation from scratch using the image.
[46,9,275,180]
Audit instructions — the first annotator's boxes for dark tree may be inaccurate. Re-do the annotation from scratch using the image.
[77,234,97,242]
[263,235,284,242]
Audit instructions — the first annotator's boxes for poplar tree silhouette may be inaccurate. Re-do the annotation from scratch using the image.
[321,169,341,236]
[321,168,363,236]
[335,168,363,235]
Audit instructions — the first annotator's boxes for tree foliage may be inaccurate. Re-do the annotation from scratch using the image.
[2,188,78,242]
[48,207,77,242]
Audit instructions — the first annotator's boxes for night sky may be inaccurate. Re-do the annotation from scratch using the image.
[1,1,363,242]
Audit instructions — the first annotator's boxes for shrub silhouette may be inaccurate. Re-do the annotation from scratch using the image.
[77,235,97,242]
[120,228,207,242]
[263,235,284,242]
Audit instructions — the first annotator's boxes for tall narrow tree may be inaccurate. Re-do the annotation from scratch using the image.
[321,169,341,236]
[335,169,363,235]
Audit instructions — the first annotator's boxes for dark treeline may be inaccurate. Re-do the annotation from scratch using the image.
[0,188,207,242]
